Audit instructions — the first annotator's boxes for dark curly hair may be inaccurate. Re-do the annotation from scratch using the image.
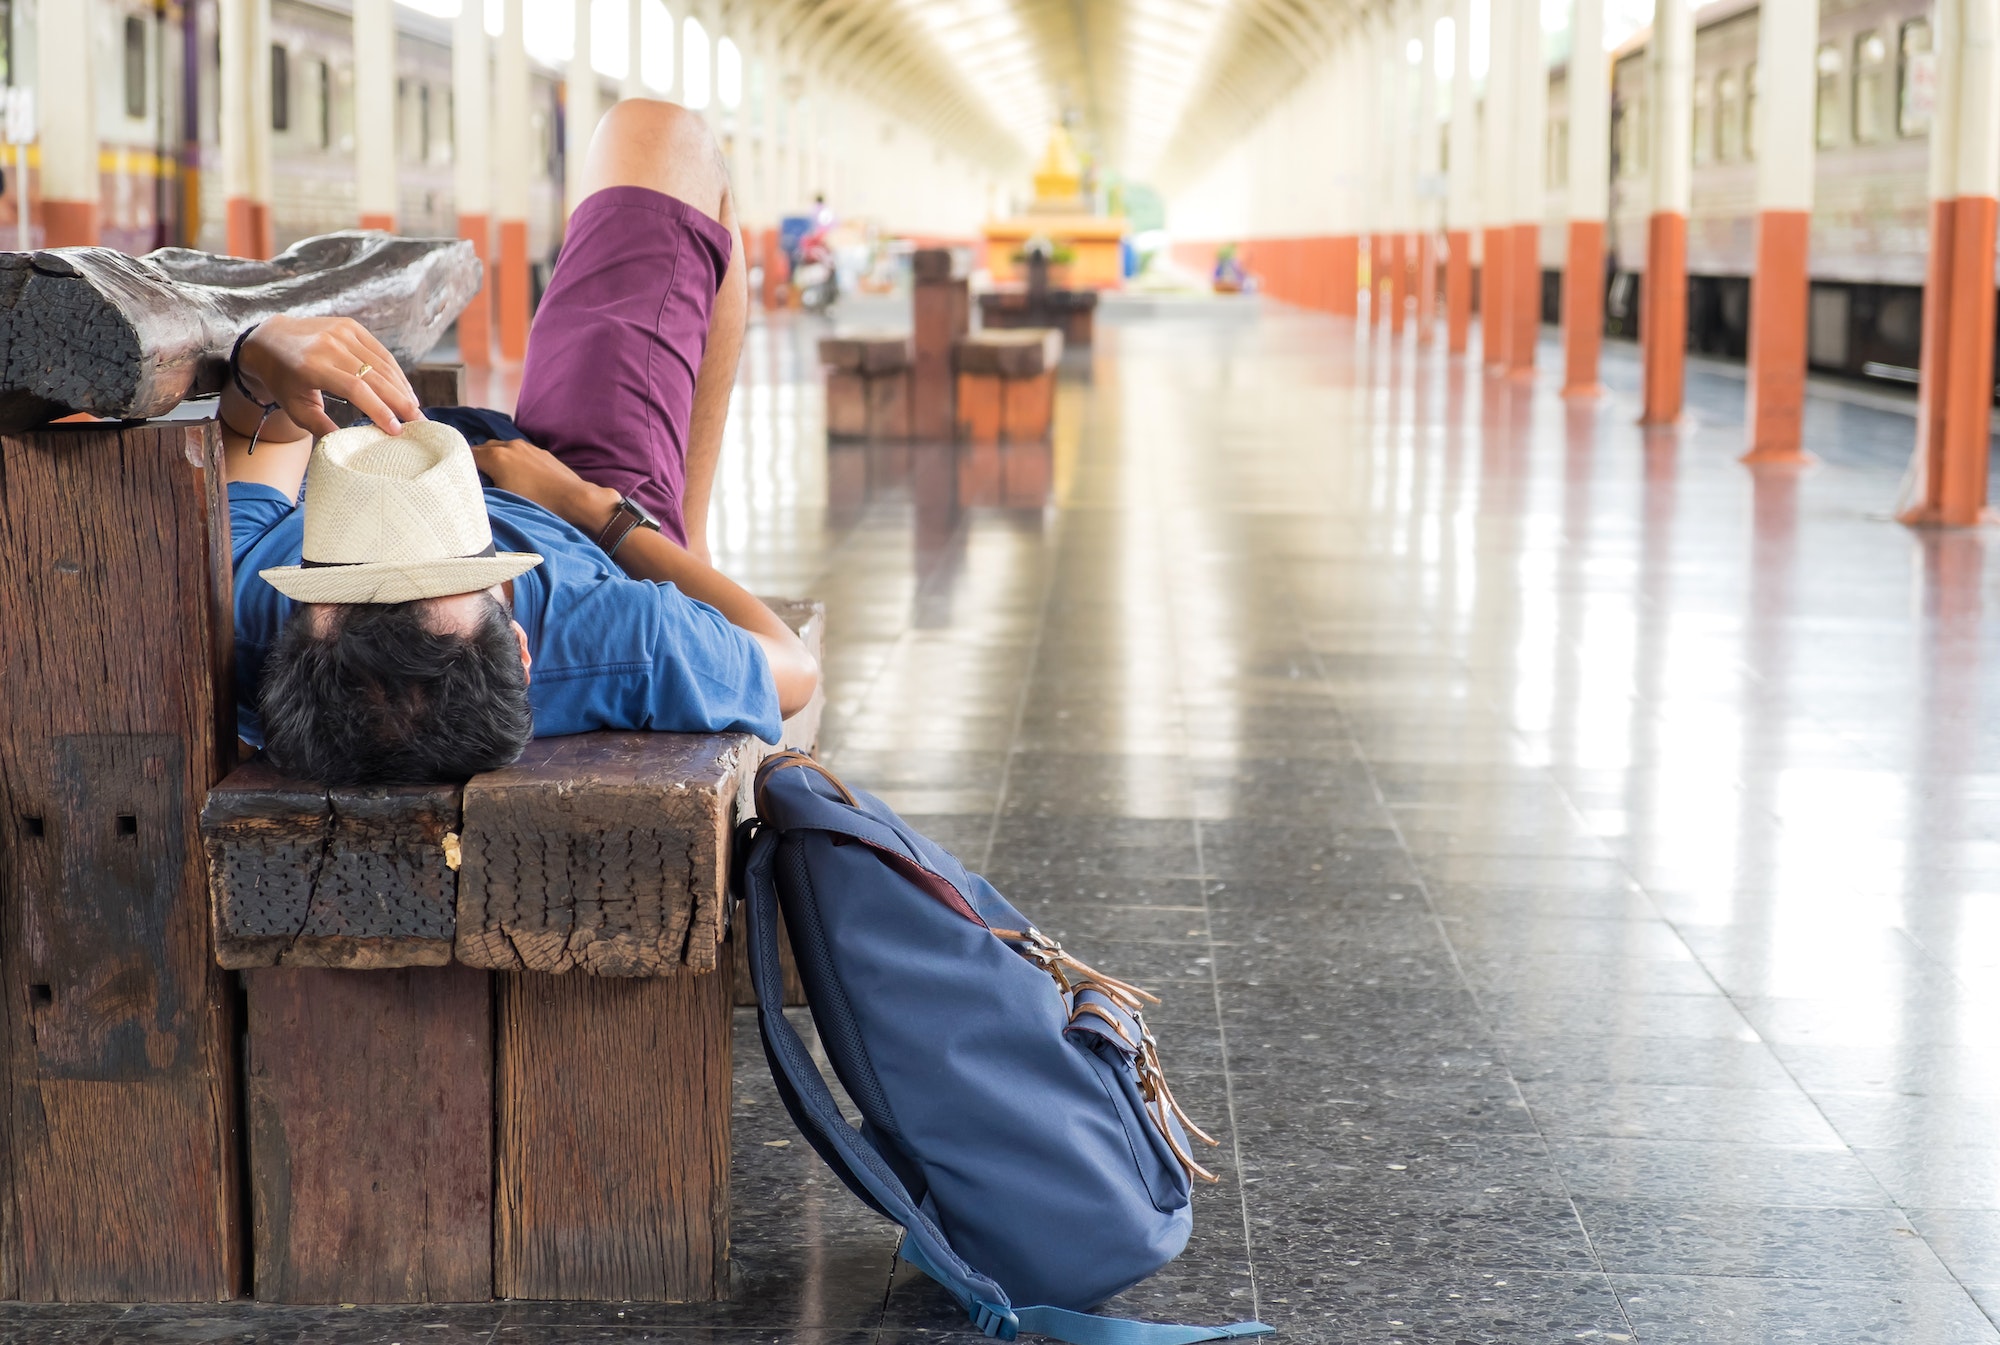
[258,594,532,785]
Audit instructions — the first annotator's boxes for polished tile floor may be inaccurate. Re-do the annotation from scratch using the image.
[22,300,2000,1342]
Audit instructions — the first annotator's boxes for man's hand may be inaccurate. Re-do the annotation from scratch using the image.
[469,437,620,535]
[236,315,422,438]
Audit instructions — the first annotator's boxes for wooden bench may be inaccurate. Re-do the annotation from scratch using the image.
[819,333,913,441]
[953,328,1065,445]
[202,601,823,1305]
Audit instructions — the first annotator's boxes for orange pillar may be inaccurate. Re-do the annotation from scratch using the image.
[1640,214,1688,424]
[1389,234,1409,335]
[1742,211,1812,462]
[1445,231,1472,353]
[1904,198,1998,523]
[498,220,532,362]
[1331,235,1360,316]
[457,213,493,365]
[42,202,99,249]
[1415,233,1437,342]
[1481,226,1510,369]
[1509,224,1539,378]
[360,211,395,232]
[1562,220,1606,398]
[1640,0,1693,424]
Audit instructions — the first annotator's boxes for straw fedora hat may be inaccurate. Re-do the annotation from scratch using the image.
[260,419,543,605]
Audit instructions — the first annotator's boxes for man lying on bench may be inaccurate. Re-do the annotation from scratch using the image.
[220,101,818,786]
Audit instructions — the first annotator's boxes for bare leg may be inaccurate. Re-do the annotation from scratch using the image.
[578,100,745,564]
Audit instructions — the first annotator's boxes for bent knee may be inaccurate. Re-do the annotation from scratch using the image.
[584,100,729,220]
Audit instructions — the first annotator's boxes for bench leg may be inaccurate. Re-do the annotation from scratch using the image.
[955,372,1004,444]
[496,967,731,1301]
[0,420,241,1300]
[826,369,870,439]
[1000,370,1057,443]
[246,965,493,1303]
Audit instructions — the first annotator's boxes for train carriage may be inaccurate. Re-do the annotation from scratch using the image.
[1599,0,1935,380]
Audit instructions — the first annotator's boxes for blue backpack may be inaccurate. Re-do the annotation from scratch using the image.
[737,752,1273,1345]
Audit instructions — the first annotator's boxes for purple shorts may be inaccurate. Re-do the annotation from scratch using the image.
[512,185,733,546]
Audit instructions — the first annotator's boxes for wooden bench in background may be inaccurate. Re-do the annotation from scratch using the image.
[820,333,913,442]
[204,601,823,1305]
[953,328,1065,446]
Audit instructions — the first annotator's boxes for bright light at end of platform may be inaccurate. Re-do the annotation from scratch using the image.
[1435,17,1453,80]
[1406,37,1423,63]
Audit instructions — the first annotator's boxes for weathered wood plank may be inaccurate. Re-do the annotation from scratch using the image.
[953,328,1064,378]
[202,761,461,970]
[246,965,492,1303]
[495,966,732,1301]
[818,333,912,374]
[455,732,749,976]
[0,235,480,431]
[0,419,241,1299]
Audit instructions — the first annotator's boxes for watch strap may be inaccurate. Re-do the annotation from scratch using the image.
[596,497,646,558]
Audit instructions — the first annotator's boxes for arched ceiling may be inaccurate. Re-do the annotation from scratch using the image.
[745,0,1352,185]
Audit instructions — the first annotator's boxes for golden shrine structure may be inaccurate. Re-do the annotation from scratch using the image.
[980,127,1128,289]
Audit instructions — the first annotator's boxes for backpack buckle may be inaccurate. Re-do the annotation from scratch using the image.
[971,1300,1020,1340]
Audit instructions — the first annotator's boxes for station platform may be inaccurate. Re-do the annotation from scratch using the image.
[13,300,2000,1342]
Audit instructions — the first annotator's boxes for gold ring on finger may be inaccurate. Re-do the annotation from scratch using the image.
[355,363,374,380]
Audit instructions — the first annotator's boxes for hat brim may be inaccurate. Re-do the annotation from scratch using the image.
[259,552,545,605]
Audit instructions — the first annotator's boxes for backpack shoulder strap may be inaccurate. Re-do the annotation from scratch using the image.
[739,823,1009,1313]
[741,822,1273,1345]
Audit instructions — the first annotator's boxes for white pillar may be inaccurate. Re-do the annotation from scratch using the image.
[1480,0,1518,361]
[220,0,275,256]
[1562,0,1610,392]
[1568,0,1608,224]
[355,0,398,227]
[1446,0,1476,233]
[1648,0,1694,220]
[624,0,648,99]
[454,4,491,221]
[454,0,494,361]
[38,0,99,245]
[567,0,602,215]
[496,0,533,359]
[1512,0,1546,232]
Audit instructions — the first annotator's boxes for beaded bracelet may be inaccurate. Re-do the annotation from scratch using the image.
[228,324,280,454]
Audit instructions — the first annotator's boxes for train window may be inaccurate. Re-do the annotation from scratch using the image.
[1692,76,1710,166]
[1717,71,1741,160]
[1900,19,1934,136]
[420,84,432,161]
[271,44,290,133]
[1855,30,1890,142]
[1815,44,1845,147]
[0,0,12,86]
[123,16,146,120]
[1744,62,1756,159]
[317,60,332,149]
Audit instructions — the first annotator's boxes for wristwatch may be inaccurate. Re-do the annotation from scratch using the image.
[595,494,662,558]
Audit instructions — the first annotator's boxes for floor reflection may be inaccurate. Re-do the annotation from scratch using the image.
[55,302,2000,1341]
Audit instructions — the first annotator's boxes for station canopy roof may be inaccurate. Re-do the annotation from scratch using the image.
[761,0,1344,182]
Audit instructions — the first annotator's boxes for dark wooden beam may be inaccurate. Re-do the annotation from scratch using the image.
[0,233,480,431]
[0,418,242,1299]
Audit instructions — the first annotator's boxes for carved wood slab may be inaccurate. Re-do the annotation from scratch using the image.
[0,232,480,431]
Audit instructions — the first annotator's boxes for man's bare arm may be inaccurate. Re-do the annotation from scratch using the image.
[469,436,820,719]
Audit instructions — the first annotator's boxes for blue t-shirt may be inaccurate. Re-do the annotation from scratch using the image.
[228,481,780,747]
